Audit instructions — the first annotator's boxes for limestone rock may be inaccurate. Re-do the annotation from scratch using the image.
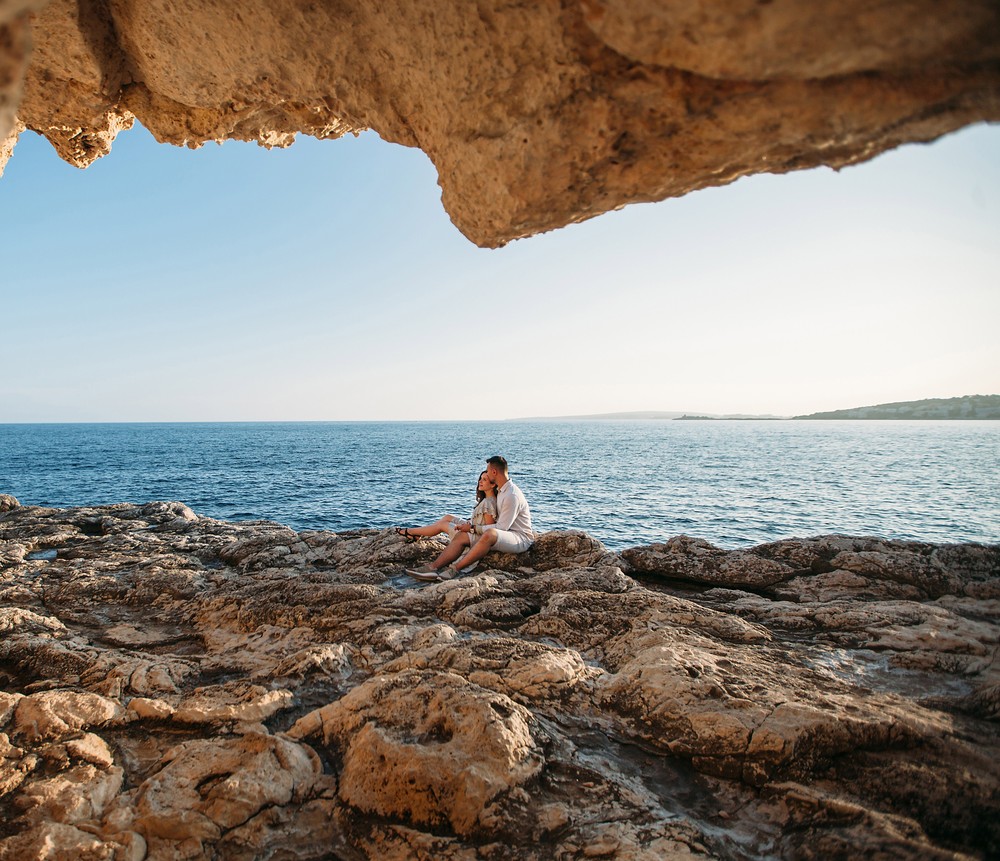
[64,732,115,769]
[10,690,122,742]
[289,668,544,836]
[170,681,295,726]
[502,528,621,572]
[622,535,796,589]
[0,500,997,858]
[382,634,601,705]
[624,534,1000,601]
[0,691,23,725]
[16,763,124,827]
[2,1,998,245]
[124,733,322,841]
[0,821,140,861]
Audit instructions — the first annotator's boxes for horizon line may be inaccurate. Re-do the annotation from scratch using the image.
[2,394,996,426]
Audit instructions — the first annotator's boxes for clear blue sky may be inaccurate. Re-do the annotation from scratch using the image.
[2,121,998,421]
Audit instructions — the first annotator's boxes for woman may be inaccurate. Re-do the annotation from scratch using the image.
[395,471,497,543]
[397,471,498,578]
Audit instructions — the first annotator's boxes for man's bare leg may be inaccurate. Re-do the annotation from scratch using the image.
[430,533,470,570]
[452,530,497,571]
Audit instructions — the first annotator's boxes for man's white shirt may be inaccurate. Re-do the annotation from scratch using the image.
[488,480,533,540]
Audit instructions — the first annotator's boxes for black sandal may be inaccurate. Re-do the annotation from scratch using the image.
[394,527,419,543]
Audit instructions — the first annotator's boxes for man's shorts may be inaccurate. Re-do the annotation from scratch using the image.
[490,529,534,554]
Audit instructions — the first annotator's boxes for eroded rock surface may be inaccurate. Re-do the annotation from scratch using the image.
[0,500,998,860]
[2,1,999,245]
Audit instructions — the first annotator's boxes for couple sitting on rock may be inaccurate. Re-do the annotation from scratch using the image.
[396,455,534,581]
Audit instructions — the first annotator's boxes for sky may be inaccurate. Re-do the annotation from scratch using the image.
[1,120,998,422]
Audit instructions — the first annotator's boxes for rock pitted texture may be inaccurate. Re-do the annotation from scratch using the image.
[1,501,998,860]
[2,0,999,245]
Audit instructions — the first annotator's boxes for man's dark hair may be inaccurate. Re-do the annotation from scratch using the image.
[486,455,508,474]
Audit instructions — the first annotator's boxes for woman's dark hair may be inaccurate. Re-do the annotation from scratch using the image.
[475,470,492,502]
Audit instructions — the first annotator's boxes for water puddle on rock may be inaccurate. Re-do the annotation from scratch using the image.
[386,570,437,590]
[26,549,58,561]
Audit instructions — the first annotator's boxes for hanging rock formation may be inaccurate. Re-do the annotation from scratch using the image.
[1,498,998,859]
[1,0,999,245]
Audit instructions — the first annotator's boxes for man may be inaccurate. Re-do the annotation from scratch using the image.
[408,455,534,581]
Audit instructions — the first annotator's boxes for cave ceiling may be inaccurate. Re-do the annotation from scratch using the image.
[1,0,998,246]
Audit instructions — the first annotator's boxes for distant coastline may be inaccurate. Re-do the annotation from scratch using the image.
[674,415,783,421]
[514,410,686,421]
[793,394,1000,420]
[515,394,1000,421]
[511,410,787,421]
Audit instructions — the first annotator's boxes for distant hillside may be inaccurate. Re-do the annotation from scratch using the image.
[795,395,1000,420]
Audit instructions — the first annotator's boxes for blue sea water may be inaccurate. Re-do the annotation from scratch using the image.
[0,421,997,551]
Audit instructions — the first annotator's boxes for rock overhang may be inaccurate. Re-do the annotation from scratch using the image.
[1,0,999,246]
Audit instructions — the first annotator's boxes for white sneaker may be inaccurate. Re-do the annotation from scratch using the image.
[407,565,441,581]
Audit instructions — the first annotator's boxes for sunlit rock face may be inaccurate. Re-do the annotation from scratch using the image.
[1,1,999,243]
[1,500,998,859]
[0,0,1000,245]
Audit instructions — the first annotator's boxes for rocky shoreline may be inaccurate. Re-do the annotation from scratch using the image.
[1,495,997,860]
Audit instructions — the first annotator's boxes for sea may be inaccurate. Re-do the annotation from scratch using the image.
[1,421,997,551]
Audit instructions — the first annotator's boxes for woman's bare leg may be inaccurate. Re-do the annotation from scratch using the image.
[399,515,456,538]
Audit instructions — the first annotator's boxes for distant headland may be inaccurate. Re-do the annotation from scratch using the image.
[793,394,1000,420]
[516,394,1000,421]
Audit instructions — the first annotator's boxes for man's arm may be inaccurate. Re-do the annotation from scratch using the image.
[487,490,517,532]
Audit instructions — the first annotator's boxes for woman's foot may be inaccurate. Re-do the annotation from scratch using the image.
[395,527,419,543]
